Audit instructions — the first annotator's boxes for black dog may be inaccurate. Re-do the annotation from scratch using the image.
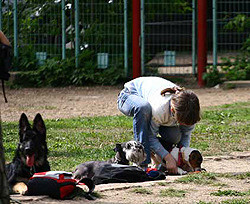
[5,113,50,194]
[73,141,147,182]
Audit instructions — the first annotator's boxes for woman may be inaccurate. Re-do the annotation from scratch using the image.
[117,76,201,174]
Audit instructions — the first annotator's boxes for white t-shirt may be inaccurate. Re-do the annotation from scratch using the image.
[124,76,177,126]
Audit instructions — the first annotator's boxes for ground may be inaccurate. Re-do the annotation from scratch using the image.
[1,85,250,121]
[1,85,249,204]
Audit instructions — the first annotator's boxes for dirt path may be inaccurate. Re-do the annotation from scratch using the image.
[3,85,250,203]
[1,86,250,122]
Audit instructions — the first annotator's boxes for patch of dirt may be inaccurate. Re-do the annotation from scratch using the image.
[1,86,250,122]
[3,85,250,203]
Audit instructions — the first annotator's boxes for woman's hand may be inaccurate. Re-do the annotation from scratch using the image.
[164,153,177,174]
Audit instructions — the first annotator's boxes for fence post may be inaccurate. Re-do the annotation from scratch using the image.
[75,0,79,68]
[13,0,18,58]
[192,0,197,75]
[62,0,66,60]
[124,0,128,77]
[213,0,217,68]
[197,0,207,87]
[132,0,141,78]
[140,0,145,76]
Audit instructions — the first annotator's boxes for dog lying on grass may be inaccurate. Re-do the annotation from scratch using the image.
[72,140,147,181]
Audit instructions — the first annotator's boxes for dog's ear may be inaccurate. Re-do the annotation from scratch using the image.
[121,141,128,149]
[19,113,31,141]
[33,113,46,140]
[190,150,203,163]
[113,144,122,152]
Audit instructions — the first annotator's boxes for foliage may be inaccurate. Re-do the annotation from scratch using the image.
[203,14,250,87]
[220,55,250,81]
[12,49,125,87]
[13,45,38,71]
[203,54,250,87]
[203,66,223,87]
[223,14,250,32]
[2,102,250,171]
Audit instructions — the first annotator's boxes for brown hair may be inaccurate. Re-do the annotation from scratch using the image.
[170,90,200,125]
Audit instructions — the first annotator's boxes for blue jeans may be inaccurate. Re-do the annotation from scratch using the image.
[117,88,194,164]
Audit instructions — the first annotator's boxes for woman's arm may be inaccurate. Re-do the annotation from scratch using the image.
[148,120,169,160]
[179,125,195,147]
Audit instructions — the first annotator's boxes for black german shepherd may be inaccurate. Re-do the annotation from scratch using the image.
[5,113,50,194]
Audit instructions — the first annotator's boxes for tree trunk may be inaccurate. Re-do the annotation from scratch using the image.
[0,117,10,204]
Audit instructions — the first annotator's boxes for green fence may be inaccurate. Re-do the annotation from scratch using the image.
[142,0,195,75]
[0,0,127,72]
[78,1,126,69]
[0,0,249,78]
[216,0,249,64]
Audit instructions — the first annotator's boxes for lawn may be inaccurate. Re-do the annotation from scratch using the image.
[2,101,250,172]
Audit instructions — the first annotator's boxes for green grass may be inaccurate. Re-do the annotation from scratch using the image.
[211,190,250,197]
[175,172,250,185]
[157,182,169,186]
[2,102,250,171]
[197,202,213,204]
[159,188,186,197]
[175,172,217,185]
[191,102,250,156]
[220,199,250,204]
[130,187,153,195]
[219,172,250,180]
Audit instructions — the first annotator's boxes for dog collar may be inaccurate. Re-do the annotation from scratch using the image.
[177,149,184,167]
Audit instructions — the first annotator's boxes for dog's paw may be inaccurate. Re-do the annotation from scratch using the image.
[13,182,28,195]
[177,168,187,175]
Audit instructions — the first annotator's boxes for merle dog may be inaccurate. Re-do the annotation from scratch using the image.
[109,141,147,166]
[5,113,50,194]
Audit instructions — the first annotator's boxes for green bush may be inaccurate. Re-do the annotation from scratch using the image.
[203,66,223,87]
[221,55,250,81]
[13,45,38,71]
[12,50,125,87]
[203,14,249,87]
[203,54,249,87]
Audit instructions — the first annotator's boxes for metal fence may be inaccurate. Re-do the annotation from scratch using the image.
[143,0,195,75]
[78,1,125,69]
[215,0,250,63]
[0,0,249,77]
[0,0,126,71]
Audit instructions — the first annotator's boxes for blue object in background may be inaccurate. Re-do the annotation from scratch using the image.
[164,51,176,66]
